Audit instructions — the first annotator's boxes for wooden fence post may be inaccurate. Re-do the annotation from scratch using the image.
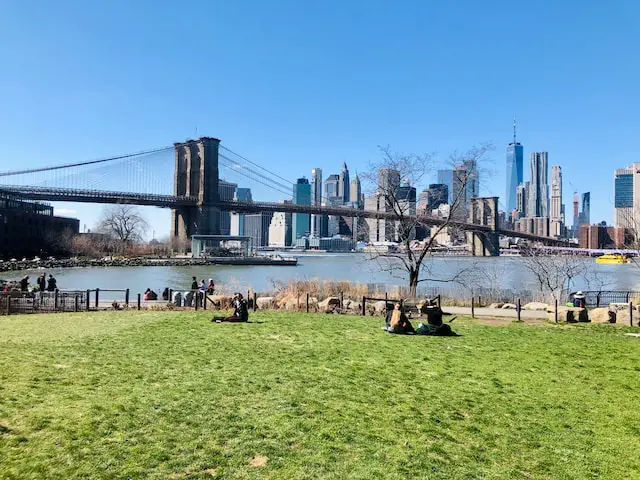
[253,292,257,312]
[306,293,309,313]
[54,289,58,310]
[555,298,558,323]
[517,298,521,322]
[203,292,207,310]
[137,293,141,310]
[471,296,475,318]
[74,295,79,313]
[6,297,10,316]
[86,289,90,311]
[340,292,344,310]
[95,288,100,309]
[630,301,634,327]
[125,289,130,306]
[362,296,366,316]
[195,292,199,311]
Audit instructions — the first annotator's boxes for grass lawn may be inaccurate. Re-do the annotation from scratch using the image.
[1,311,640,479]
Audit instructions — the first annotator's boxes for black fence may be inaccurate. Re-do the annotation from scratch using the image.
[1,289,130,314]
[576,291,640,308]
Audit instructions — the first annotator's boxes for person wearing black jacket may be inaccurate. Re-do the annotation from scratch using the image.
[212,293,249,323]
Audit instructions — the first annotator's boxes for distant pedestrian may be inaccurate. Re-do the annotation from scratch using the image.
[191,276,198,291]
[207,279,215,295]
[46,274,57,292]
[20,276,29,292]
[162,287,169,301]
[37,273,46,292]
[200,279,206,292]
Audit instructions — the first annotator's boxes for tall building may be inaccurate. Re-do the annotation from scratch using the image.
[378,168,401,195]
[528,152,549,218]
[244,212,273,247]
[397,181,417,215]
[580,192,591,226]
[218,180,238,235]
[450,166,468,220]
[550,166,563,221]
[463,159,479,203]
[614,166,634,228]
[235,188,252,202]
[311,168,323,237]
[229,187,252,237]
[437,169,454,203]
[505,120,524,215]
[365,194,395,242]
[324,174,339,199]
[268,212,292,247]
[349,173,361,206]
[292,177,311,241]
[422,184,448,211]
[338,162,350,203]
[516,182,528,219]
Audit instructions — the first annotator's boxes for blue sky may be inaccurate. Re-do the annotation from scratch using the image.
[1,0,639,237]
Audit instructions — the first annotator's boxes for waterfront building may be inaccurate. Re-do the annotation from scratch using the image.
[505,120,524,215]
[550,165,563,237]
[292,177,311,241]
[268,212,292,247]
[218,180,238,235]
[349,173,361,206]
[0,193,80,259]
[614,166,634,228]
[324,174,340,200]
[528,152,549,218]
[229,188,252,237]
[338,162,350,203]
[244,212,274,248]
[437,169,454,203]
[311,168,323,237]
[309,236,355,252]
[579,224,629,249]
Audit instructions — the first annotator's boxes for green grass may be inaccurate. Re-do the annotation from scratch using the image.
[1,312,640,479]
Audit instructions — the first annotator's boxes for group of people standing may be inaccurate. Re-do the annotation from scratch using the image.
[17,273,57,293]
[191,276,216,295]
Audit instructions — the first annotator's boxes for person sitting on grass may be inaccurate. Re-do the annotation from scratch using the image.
[212,293,249,323]
[384,303,415,334]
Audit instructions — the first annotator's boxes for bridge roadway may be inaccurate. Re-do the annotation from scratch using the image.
[0,185,567,246]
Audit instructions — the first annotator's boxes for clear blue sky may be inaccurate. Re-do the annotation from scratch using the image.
[1,0,639,237]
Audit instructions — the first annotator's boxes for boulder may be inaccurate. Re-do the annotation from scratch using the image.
[590,308,616,324]
[549,306,589,323]
[524,302,548,311]
[374,301,388,315]
[347,301,363,313]
[488,302,504,309]
[502,303,517,309]
[256,297,275,310]
[318,297,341,313]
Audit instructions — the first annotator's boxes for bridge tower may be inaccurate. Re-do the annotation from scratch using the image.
[171,137,221,246]
[466,196,500,256]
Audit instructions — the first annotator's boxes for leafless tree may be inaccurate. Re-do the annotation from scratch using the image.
[360,144,492,297]
[97,205,148,247]
[520,246,597,304]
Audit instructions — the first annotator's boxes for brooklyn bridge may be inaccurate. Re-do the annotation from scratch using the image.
[0,137,569,255]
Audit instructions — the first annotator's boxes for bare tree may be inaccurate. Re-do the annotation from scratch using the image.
[520,246,595,304]
[360,144,492,297]
[97,205,149,247]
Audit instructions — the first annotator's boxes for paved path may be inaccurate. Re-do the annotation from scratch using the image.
[441,306,548,319]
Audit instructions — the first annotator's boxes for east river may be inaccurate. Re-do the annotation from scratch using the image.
[9,253,640,300]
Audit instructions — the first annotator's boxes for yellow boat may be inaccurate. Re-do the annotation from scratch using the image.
[595,254,632,264]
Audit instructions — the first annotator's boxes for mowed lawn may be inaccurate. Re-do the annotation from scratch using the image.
[1,312,640,480]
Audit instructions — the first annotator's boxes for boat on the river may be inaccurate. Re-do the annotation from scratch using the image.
[595,254,632,264]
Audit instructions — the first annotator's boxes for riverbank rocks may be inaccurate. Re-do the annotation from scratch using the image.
[524,302,548,311]
[209,295,233,310]
[318,297,341,313]
[590,308,616,324]
[549,306,589,323]
[488,302,505,309]
[256,297,275,310]
[609,303,640,326]
[501,303,517,309]
[373,301,387,315]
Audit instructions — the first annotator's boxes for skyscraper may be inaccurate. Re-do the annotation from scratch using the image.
[437,170,454,203]
[614,166,634,228]
[516,182,528,218]
[378,168,401,195]
[311,168,323,236]
[505,120,524,214]
[338,162,350,203]
[324,174,339,199]
[550,166,563,221]
[528,152,549,218]
[218,180,238,235]
[463,159,479,203]
[349,173,361,206]
[581,192,591,226]
[292,177,311,240]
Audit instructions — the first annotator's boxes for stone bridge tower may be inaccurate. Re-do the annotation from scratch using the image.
[466,196,500,256]
[171,137,221,245]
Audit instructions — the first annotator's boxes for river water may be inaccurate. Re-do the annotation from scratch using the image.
[10,253,640,299]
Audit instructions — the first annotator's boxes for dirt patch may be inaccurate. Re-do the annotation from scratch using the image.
[168,467,217,478]
[0,419,13,435]
[249,455,268,467]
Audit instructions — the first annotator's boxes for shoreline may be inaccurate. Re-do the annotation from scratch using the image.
[0,256,298,273]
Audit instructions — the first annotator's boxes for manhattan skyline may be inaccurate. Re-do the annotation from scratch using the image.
[1,0,638,236]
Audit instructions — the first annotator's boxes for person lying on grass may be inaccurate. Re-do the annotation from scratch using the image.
[384,303,416,334]
[212,293,249,323]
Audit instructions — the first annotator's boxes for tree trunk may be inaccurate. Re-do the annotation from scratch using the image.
[409,268,419,298]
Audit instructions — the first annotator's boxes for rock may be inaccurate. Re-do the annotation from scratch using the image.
[501,303,517,309]
[348,301,362,313]
[256,297,275,309]
[488,302,504,309]
[211,295,233,310]
[524,302,548,311]
[318,297,341,313]
[549,306,589,323]
[590,308,616,324]
[374,301,388,315]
